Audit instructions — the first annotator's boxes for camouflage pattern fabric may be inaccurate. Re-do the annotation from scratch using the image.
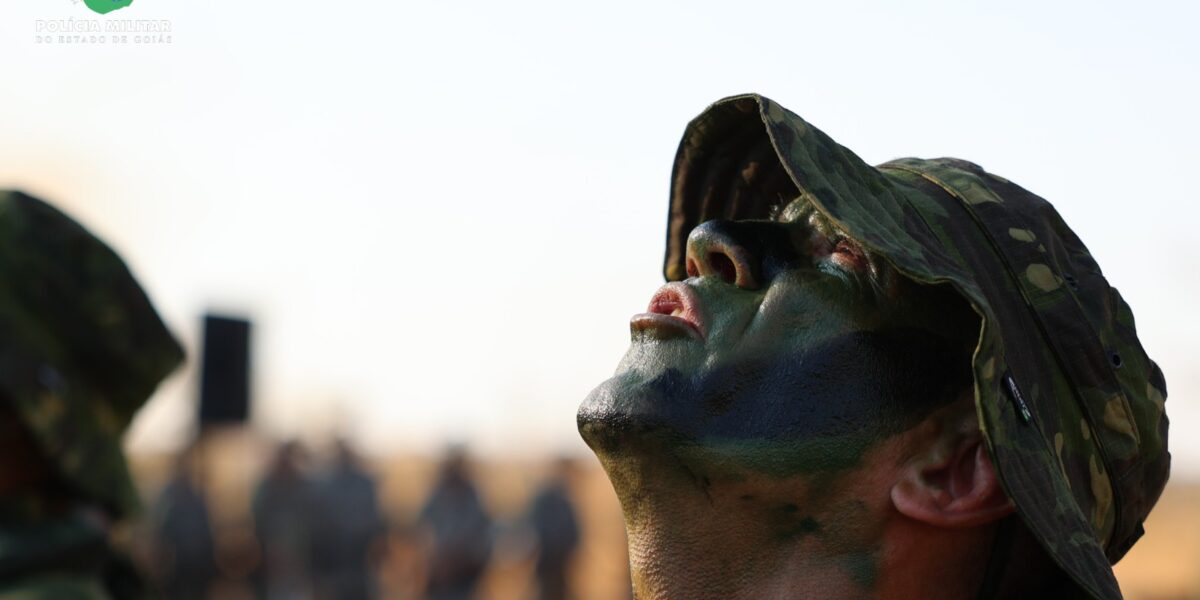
[0,498,117,599]
[0,190,184,519]
[664,95,1169,600]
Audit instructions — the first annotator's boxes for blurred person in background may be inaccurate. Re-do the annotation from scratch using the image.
[417,445,494,600]
[524,457,581,600]
[0,191,185,599]
[252,440,319,599]
[148,443,216,600]
[312,438,386,600]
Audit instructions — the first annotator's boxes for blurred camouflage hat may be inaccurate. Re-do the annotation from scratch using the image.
[664,95,1169,600]
[0,191,184,518]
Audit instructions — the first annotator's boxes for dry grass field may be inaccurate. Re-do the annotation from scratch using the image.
[1112,482,1200,600]
[130,439,1200,599]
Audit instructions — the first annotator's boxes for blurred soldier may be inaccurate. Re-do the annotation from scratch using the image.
[312,438,385,600]
[0,190,185,598]
[525,457,580,600]
[149,444,216,600]
[417,446,493,600]
[252,440,319,600]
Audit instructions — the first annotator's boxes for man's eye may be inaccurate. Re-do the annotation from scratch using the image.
[831,238,868,271]
[833,239,857,255]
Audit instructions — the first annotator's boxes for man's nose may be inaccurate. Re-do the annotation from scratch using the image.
[685,220,765,290]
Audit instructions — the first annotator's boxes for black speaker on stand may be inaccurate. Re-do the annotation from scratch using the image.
[197,314,252,426]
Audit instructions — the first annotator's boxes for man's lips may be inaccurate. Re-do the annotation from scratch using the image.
[630,283,706,341]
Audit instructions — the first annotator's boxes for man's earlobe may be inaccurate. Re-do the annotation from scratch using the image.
[892,433,1015,529]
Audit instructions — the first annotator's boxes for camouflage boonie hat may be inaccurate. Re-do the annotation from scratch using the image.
[664,95,1169,600]
[0,191,184,518]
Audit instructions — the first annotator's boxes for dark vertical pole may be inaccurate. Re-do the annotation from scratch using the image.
[198,314,251,425]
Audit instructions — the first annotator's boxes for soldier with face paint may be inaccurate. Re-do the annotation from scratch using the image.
[578,95,1169,600]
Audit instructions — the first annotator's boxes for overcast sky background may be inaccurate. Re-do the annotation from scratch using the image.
[2,1,1197,475]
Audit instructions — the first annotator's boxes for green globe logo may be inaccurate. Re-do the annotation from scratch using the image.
[83,0,135,14]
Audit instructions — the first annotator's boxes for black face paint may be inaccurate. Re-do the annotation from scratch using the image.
[579,326,973,478]
[581,196,979,504]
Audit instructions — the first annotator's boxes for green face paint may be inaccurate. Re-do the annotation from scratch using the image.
[579,198,978,482]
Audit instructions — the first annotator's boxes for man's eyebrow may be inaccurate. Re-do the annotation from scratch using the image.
[773,196,817,223]
[777,198,840,238]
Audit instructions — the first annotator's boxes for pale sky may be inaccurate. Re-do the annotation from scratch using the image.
[2,1,1197,475]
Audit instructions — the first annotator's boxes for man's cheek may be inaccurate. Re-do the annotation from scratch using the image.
[689,352,892,442]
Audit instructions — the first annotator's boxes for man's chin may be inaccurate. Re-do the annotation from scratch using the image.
[576,369,693,458]
[578,371,724,513]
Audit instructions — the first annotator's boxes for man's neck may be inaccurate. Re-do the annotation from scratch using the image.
[622,494,995,599]
[601,450,995,600]
[599,447,884,599]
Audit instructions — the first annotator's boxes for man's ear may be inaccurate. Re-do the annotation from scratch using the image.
[891,401,1015,528]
